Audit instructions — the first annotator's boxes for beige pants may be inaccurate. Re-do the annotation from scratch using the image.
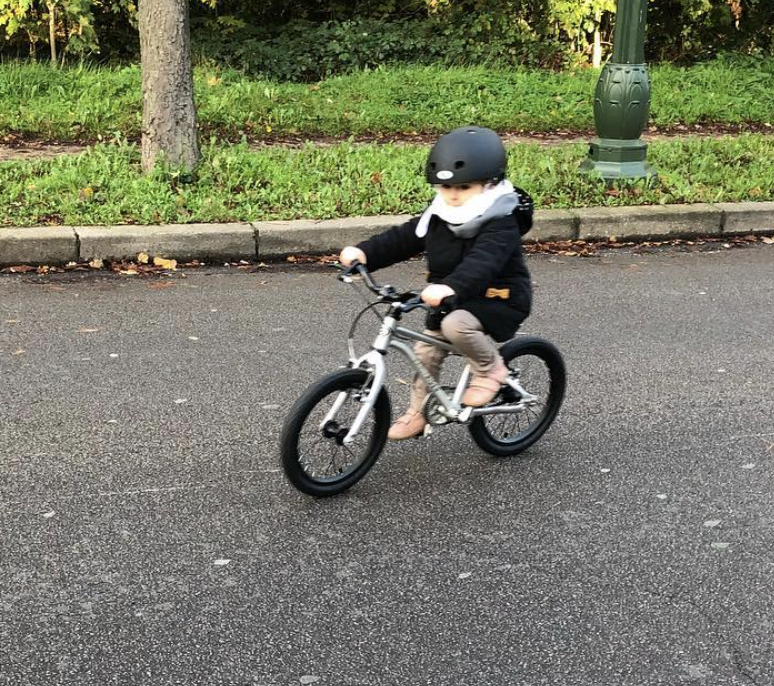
[408,309,502,412]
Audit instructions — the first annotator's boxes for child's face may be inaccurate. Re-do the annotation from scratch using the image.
[437,182,485,207]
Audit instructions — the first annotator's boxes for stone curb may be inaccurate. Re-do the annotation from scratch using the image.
[77,223,257,263]
[2,202,774,268]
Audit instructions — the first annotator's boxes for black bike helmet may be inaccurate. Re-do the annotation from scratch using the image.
[425,126,507,186]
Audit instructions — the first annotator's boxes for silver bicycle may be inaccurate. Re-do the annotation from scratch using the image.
[280,262,566,497]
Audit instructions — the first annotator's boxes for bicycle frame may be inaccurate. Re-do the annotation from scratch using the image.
[340,312,536,445]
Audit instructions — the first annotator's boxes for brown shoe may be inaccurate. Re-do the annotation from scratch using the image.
[388,409,426,440]
[462,362,509,407]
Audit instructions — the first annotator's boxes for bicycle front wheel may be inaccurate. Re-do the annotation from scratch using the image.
[280,368,391,497]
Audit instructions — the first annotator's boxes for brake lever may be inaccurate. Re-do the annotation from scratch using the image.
[397,294,428,313]
[337,260,367,284]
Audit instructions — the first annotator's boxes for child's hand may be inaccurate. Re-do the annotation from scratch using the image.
[421,284,455,307]
[340,246,367,267]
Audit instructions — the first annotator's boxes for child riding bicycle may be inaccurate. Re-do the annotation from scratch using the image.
[340,126,534,441]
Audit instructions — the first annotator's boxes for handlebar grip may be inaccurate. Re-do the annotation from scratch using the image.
[339,259,365,279]
[437,295,458,316]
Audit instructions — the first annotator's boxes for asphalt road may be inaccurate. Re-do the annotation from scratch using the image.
[1,244,772,686]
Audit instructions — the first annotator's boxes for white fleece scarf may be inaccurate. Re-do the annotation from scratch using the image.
[415,180,519,239]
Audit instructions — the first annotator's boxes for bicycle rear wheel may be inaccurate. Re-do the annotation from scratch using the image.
[468,336,566,457]
[280,368,391,496]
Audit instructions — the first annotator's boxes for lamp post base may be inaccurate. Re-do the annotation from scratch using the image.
[580,137,655,181]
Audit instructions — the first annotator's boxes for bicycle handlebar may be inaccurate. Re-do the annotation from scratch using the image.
[338,260,436,315]
[339,261,459,316]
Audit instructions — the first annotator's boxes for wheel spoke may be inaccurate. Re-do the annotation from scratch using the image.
[478,352,556,446]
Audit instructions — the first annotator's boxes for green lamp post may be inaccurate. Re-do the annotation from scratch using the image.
[580,0,654,181]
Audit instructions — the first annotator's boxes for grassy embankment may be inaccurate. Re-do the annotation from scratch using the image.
[2,58,772,226]
[1,59,773,141]
[2,135,773,226]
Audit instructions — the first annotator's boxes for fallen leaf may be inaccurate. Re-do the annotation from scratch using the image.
[762,236,774,245]
[137,252,150,264]
[12,349,25,355]
[119,269,138,276]
[78,327,101,333]
[89,258,104,269]
[153,256,177,271]
[78,187,95,202]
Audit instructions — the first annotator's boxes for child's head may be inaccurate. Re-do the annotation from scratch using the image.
[425,126,507,206]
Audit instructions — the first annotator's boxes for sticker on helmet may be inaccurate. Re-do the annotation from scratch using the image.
[437,170,454,180]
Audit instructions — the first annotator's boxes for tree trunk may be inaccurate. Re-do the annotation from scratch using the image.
[138,0,200,173]
[592,10,603,68]
[47,2,57,68]
[592,28,602,68]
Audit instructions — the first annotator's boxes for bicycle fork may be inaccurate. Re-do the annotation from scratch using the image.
[335,350,386,445]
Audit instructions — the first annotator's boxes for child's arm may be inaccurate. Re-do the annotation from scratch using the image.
[439,216,522,300]
[344,217,425,271]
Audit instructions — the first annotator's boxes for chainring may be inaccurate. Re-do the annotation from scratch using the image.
[423,385,457,426]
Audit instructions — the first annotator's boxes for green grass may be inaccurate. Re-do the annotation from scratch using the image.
[1,58,774,142]
[1,135,773,227]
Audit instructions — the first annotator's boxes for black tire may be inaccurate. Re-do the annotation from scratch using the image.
[280,368,391,496]
[468,336,566,457]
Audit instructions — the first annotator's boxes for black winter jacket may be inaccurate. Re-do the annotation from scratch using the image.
[356,210,532,342]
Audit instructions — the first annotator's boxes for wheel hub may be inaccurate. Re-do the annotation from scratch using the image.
[322,420,349,445]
